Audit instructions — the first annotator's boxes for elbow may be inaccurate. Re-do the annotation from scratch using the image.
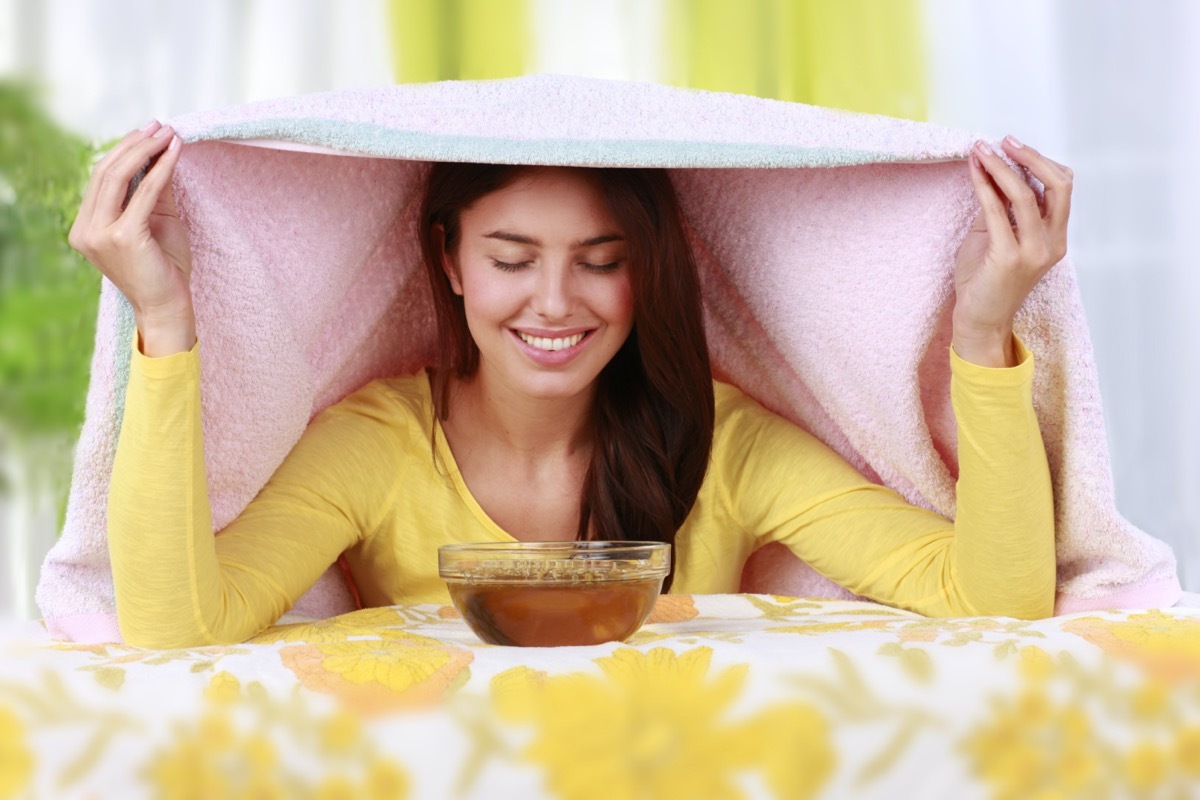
[951,528,1058,619]
[992,597,1054,621]
[1024,584,1058,621]
[1022,583,1057,620]
[115,598,221,649]
[1018,556,1059,620]
[964,572,1057,620]
[115,592,264,648]
[117,617,215,650]
[956,595,1051,620]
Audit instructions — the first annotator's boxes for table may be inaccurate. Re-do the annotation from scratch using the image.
[2,595,1198,799]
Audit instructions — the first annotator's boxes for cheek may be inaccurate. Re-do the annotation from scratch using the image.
[604,275,636,329]
[459,269,523,328]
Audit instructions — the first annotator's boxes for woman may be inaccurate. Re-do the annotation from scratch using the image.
[70,121,1072,648]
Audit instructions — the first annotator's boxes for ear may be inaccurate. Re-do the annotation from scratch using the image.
[434,223,464,296]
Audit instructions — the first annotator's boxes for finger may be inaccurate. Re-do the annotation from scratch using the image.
[1001,136,1069,182]
[1001,137,1073,238]
[122,135,183,225]
[973,141,1042,245]
[77,121,162,226]
[93,126,176,228]
[967,150,1017,252]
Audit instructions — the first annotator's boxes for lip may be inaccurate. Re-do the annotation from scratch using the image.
[509,328,594,366]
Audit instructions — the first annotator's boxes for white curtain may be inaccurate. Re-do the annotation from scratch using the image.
[7,0,392,141]
[924,0,1199,590]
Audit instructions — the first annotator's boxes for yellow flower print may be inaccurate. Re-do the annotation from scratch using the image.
[963,687,1104,797]
[1062,611,1200,683]
[1058,743,1099,793]
[490,646,833,800]
[1017,645,1055,682]
[146,712,281,800]
[47,641,117,655]
[1124,741,1169,790]
[733,704,834,800]
[1176,726,1200,777]
[490,665,547,723]
[644,595,699,624]
[320,710,362,754]
[896,626,939,643]
[770,620,894,636]
[204,671,241,705]
[1130,679,1171,719]
[364,760,410,800]
[0,707,33,800]
[280,633,473,714]
[250,607,410,645]
[314,776,357,800]
[313,761,410,800]
[146,691,410,800]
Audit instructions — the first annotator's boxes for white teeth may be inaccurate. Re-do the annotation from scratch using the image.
[518,332,586,351]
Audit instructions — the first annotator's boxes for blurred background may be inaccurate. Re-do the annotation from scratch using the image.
[1,0,1196,619]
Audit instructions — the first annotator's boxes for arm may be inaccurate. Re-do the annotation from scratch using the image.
[108,328,403,647]
[944,336,1055,616]
[726,130,1074,618]
[106,333,403,652]
[68,123,393,647]
[720,337,1055,619]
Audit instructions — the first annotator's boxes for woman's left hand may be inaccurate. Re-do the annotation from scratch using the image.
[952,136,1074,367]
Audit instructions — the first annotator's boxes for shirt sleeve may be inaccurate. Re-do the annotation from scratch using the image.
[108,329,406,648]
[717,335,1056,619]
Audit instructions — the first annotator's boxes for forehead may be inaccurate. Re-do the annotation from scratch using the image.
[463,167,615,228]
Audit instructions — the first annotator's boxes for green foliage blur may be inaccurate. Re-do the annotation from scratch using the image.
[1,81,107,521]
[0,81,101,443]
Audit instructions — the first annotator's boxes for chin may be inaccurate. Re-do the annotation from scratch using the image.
[511,370,601,401]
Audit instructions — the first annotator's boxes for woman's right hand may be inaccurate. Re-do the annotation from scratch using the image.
[68,120,196,356]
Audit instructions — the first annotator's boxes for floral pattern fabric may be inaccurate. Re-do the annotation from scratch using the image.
[2,596,1198,799]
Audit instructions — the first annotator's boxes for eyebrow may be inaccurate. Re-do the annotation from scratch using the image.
[482,230,625,249]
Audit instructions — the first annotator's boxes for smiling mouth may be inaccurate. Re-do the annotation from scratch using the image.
[514,330,590,352]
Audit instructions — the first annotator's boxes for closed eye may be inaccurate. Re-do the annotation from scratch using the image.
[490,258,530,272]
[583,261,622,273]
[491,259,623,273]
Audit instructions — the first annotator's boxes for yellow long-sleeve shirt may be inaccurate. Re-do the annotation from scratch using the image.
[109,331,1056,648]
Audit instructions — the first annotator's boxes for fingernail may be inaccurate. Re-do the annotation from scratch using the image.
[168,134,180,151]
[1005,135,1024,148]
[975,141,994,157]
[152,124,173,138]
[140,119,160,132]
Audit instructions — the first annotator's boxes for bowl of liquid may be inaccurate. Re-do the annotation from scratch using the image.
[438,541,671,647]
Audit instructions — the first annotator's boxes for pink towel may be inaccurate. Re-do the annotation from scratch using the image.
[37,75,1181,642]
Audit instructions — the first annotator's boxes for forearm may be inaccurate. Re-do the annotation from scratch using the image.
[108,331,280,647]
[649,369,1054,618]
[948,337,1056,618]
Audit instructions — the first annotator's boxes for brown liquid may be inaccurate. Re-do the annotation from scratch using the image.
[449,577,662,646]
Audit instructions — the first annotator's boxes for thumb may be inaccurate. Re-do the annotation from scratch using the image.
[152,163,180,219]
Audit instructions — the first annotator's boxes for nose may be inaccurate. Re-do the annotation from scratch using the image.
[531,262,574,320]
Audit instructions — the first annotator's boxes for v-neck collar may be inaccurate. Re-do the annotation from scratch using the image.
[421,369,520,544]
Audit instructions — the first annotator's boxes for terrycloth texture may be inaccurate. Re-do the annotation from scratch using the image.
[37,74,1181,642]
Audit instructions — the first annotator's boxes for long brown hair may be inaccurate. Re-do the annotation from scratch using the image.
[418,164,714,591]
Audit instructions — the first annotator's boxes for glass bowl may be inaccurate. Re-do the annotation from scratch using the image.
[438,541,671,646]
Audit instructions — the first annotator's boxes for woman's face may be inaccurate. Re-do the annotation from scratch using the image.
[443,168,635,402]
